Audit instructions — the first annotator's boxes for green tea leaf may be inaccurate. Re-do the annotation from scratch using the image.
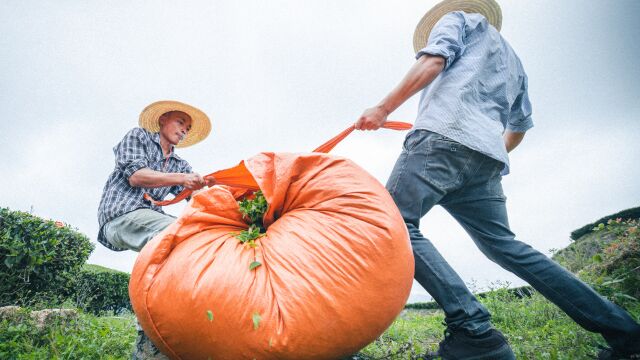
[249,261,262,271]
[615,293,638,301]
[601,278,625,286]
[252,312,262,330]
[207,310,214,322]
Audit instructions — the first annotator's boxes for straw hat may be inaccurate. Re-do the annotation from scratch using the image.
[413,0,502,53]
[139,100,211,148]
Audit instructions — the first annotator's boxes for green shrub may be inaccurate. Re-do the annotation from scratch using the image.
[0,208,94,306]
[570,206,640,240]
[74,264,131,315]
[578,218,640,306]
[404,301,440,310]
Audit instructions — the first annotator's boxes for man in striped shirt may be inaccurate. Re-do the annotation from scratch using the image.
[356,1,640,359]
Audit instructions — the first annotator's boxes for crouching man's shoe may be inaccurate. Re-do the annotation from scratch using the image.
[598,330,640,360]
[422,328,515,360]
[597,346,640,360]
[132,330,170,360]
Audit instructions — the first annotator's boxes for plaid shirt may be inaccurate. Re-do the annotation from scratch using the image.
[97,127,192,251]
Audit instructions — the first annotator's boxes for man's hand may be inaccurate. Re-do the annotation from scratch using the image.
[355,106,389,131]
[182,173,206,190]
[504,131,526,153]
[204,175,216,187]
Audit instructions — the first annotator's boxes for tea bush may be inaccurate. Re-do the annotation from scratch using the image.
[0,208,94,306]
[74,264,131,315]
[570,206,640,240]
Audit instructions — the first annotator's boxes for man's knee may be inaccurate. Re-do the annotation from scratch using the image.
[104,210,175,251]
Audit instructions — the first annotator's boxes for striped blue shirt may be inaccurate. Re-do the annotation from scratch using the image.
[413,11,533,175]
[97,127,192,251]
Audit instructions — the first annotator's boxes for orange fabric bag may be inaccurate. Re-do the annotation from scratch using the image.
[129,123,415,360]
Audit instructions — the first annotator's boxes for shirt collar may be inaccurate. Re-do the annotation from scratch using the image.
[150,131,183,160]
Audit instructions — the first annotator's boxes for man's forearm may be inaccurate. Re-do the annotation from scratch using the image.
[129,168,185,188]
[504,131,525,153]
[377,54,445,114]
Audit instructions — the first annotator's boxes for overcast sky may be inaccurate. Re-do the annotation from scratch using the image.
[2,0,639,303]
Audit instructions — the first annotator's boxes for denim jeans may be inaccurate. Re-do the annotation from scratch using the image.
[386,129,640,349]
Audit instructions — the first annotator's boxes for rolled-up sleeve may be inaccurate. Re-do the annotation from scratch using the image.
[507,74,534,132]
[114,128,149,180]
[416,11,466,71]
[170,161,193,196]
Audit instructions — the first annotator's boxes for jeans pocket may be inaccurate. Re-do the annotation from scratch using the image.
[424,138,475,189]
[402,130,428,152]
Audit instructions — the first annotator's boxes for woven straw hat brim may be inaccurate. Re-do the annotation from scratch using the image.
[413,0,502,53]
[138,100,211,148]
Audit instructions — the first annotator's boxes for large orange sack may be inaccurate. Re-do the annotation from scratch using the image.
[129,151,414,360]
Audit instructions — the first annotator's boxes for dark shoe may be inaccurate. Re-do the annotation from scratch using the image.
[599,329,640,360]
[423,328,515,360]
[597,346,640,360]
[132,330,170,360]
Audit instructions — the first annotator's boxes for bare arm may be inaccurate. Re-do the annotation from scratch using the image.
[129,168,208,190]
[355,54,445,130]
[504,130,525,153]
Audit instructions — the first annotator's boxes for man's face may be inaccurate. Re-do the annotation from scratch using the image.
[159,111,192,146]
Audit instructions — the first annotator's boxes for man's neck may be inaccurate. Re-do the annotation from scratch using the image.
[159,136,173,157]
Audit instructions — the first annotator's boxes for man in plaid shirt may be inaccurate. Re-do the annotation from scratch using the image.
[98,100,213,252]
[97,100,214,359]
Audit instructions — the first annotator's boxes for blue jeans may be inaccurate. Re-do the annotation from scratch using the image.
[386,130,640,349]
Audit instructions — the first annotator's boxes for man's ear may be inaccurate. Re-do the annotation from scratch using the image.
[158,114,168,128]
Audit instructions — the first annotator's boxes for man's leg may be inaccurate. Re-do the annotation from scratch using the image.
[103,209,175,360]
[103,209,175,252]
[442,170,640,352]
[386,130,492,335]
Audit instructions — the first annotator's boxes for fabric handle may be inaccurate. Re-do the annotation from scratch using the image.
[144,121,413,206]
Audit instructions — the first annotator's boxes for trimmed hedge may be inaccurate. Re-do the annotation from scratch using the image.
[0,208,94,306]
[404,286,534,310]
[74,264,131,315]
[404,301,440,310]
[571,206,640,240]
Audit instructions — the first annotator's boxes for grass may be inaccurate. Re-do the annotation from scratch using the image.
[0,310,136,360]
[357,289,640,360]
[2,218,638,359]
[4,293,639,359]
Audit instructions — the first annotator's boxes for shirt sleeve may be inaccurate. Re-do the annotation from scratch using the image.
[114,128,149,180]
[416,11,466,71]
[507,74,534,133]
[170,161,193,196]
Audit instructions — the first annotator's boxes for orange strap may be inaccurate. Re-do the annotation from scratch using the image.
[144,121,413,206]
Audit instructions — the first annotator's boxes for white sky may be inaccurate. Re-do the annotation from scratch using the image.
[1,0,639,303]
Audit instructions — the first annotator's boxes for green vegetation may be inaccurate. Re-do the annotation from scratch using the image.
[1,207,637,359]
[354,214,640,359]
[570,206,640,240]
[0,208,94,307]
[73,264,131,315]
[355,289,640,359]
[235,190,268,270]
[555,217,639,306]
[237,190,268,230]
[0,309,136,359]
